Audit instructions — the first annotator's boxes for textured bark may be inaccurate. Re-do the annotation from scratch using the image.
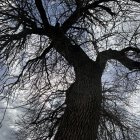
[54,62,102,140]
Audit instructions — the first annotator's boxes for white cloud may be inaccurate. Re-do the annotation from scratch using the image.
[0,101,22,140]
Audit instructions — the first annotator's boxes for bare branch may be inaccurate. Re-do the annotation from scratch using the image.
[62,0,115,32]
[97,47,140,71]
[35,0,50,28]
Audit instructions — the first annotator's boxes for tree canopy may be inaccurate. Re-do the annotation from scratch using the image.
[0,0,140,140]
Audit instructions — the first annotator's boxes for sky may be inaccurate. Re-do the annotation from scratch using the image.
[0,93,140,140]
[0,68,139,140]
[0,1,140,139]
[0,100,22,140]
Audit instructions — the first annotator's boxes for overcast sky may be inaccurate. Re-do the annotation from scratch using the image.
[0,62,140,140]
[0,1,140,139]
[0,75,139,140]
[0,101,22,140]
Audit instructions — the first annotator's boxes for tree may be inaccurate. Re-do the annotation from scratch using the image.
[0,0,140,140]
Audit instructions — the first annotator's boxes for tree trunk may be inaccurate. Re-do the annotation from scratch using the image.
[54,62,102,140]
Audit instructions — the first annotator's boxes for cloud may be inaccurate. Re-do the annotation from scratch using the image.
[0,101,22,140]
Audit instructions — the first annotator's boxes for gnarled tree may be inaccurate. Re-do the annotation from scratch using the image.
[0,0,140,140]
